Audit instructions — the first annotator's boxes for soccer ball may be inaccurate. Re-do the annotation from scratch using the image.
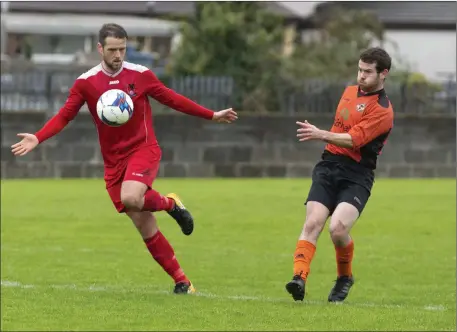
[96,89,134,127]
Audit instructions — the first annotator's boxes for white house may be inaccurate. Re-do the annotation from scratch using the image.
[292,1,456,82]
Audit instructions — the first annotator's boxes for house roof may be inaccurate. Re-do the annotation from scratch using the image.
[277,2,324,18]
[146,1,196,16]
[7,1,455,27]
[6,1,152,15]
[1,12,178,36]
[148,1,307,19]
[6,1,309,19]
[316,1,456,26]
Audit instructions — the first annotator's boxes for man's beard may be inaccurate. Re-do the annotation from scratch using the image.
[359,78,381,92]
[104,59,122,71]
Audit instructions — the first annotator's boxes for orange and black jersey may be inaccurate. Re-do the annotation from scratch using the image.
[324,85,394,170]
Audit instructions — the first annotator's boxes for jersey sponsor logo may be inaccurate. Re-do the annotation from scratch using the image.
[333,108,351,132]
[333,118,351,132]
[109,80,119,85]
[340,108,350,120]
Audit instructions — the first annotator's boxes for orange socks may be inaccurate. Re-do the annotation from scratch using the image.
[335,240,354,277]
[293,240,316,281]
[293,239,354,281]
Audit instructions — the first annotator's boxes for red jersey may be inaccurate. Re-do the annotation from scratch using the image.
[35,62,214,169]
[324,85,394,170]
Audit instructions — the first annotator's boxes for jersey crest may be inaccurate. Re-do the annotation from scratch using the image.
[127,83,137,97]
[356,103,366,112]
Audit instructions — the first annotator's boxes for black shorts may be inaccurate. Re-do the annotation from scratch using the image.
[305,157,375,215]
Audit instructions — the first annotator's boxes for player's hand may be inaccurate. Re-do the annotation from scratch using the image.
[212,108,238,123]
[11,133,39,156]
[296,121,323,142]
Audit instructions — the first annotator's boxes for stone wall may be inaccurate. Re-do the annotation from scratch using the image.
[1,111,455,178]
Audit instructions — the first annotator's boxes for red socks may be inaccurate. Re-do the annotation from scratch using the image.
[142,190,175,212]
[144,231,189,284]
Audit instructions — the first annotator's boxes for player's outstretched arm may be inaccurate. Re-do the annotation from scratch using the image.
[296,105,393,149]
[11,133,39,156]
[11,80,85,157]
[210,108,238,123]
[296,120,354,148]
[143,70,238,123]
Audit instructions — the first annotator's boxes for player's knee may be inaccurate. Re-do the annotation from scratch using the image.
[303,217,326,237]
[121,192,143,211]
[329,219,348,239]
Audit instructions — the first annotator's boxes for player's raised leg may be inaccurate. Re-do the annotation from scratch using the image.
[121,180,194,236]
[120,146,194,235]
[327,201,361,302]
[164,193,194,236]
[126,210,195,294]
[286,201,330,301]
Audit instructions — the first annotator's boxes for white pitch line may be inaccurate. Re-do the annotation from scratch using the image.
[1,280,447,312]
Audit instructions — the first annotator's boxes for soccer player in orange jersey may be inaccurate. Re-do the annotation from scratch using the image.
[286,47,394,302]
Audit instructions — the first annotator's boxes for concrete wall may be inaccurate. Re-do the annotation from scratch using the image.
[1,111,455,179]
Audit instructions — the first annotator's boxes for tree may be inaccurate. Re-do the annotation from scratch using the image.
[168,2,286,111]
[285,6,385,81]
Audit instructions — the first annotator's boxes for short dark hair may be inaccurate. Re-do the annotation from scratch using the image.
[98,23,128,46]
[359,47,392,73]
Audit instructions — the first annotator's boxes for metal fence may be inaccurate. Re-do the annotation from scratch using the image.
[1,68,455,115]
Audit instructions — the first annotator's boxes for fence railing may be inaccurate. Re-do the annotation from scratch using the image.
[1,69,455,115]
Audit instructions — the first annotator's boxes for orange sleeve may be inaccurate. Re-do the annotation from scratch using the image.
[348,104,393,149]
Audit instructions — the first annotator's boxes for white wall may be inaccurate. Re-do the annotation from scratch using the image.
[300,28,456,82]
[382,29,456,81]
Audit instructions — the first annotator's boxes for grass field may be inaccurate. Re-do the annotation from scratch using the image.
[1,178,455,331]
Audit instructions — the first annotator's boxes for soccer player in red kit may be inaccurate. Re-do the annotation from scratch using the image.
[285,47,394,302]
[11,24,238,294]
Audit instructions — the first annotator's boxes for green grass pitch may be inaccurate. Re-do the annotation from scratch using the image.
[1,178,455,331]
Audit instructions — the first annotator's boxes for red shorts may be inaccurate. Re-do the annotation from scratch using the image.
[106,145,162,213]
